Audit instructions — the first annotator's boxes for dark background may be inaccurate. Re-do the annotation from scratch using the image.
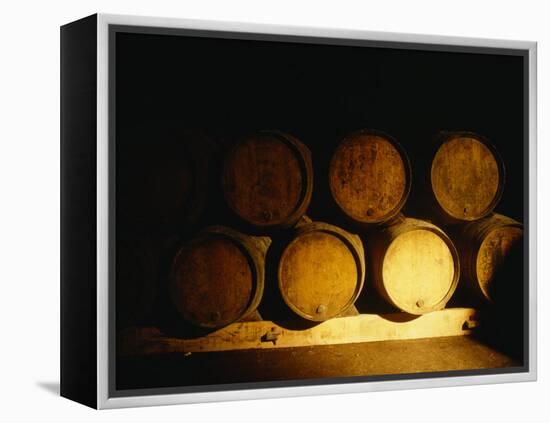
[115,31,525,231]
[114,31,526,391]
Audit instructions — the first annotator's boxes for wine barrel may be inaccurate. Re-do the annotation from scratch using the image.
[369,217,460,315]
[278,221,365,321]
[427,131,505,224]
[329,130,411,226]
[221,130,313,229]
[452,213,523,302]
[170,226,270,329]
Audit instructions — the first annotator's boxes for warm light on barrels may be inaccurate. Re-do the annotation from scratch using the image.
[452,213,523,302]
[222,130,313,229]
[369,217,460,315]
[170,226,270,329]
[428,132,505,224]
[278,221,365,321]
[329,130,411,226]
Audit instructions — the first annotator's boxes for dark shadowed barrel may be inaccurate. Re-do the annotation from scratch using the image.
[368,217,460,315]
[170,226,270,329]
[278,221,365,321]
[329,130,411,226]
[116,239,159,329]
[427,132,505,224]
[451,213,523,303]
[221,130,313,230]
[118,127,213,234]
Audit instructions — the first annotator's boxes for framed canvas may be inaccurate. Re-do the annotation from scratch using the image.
[60,13,537,409]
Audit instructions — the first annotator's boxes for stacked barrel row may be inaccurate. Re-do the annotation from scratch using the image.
[118,128,523,330]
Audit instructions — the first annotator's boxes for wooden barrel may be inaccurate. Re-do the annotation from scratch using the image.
[278,221,365,321]
[329,130,411,226]
[221,130,313,229]
[452,213,523,302]
[369,217,460,315]
[170,226,270,329]
[427,131,505,224]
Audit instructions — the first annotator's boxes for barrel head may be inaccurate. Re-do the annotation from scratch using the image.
[222,131,311,228]
[431,135,503,221]
[171,235,255,328]
[279,229,362,321]
[382,229,458,315]
[329,131,409,225]
[476,226,523,301]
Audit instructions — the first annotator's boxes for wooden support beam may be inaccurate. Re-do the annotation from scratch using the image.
[118,307,479,356]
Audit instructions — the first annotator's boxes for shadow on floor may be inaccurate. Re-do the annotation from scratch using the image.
[36,381,60,396]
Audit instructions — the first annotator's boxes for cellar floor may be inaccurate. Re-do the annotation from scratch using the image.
[116,335,521,391]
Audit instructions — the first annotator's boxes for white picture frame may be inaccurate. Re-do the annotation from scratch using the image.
[61,13,537,409]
